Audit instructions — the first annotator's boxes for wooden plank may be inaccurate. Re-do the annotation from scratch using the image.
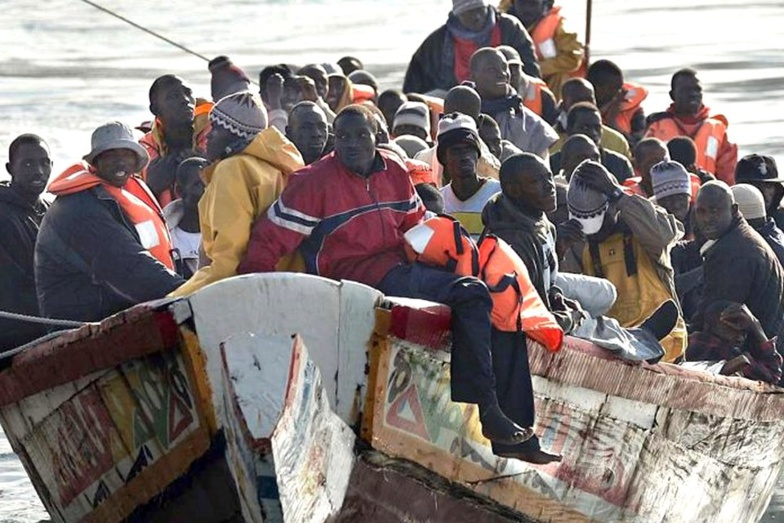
[0,307,179,406]
[528,337,784,422]
[270,334,355,521]
[336,280,382,425]
[219,332,356,522]
[188,273,342,427]
[365,337,602,523]
[6,347,208,522]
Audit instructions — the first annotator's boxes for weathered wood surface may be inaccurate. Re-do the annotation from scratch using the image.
[334,451,534,522]
[220,332,355,523]
[364,300,784,523]
[0,304,179,407]
[188,273,381,426]
[0,340,210,522]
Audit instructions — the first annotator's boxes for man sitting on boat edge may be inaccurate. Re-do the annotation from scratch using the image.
[35,122,184,323]
[238,104,565,462]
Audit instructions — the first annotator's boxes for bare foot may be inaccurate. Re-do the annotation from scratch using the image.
[497,449,563,464]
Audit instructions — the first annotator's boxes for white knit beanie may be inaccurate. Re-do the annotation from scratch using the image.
[731,184,767,220]
[651,161,691,200]
[393,102,431,136]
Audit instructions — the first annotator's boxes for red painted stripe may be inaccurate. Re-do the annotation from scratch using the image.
[0,305,179,406]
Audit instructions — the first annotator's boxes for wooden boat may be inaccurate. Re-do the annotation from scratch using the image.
[1,273,783,522]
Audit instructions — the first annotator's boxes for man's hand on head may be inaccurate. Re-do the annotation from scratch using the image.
[298,77,319,103]
[577,162,620,198]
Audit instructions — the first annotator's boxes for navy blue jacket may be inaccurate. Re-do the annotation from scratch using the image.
[35,186,184,323]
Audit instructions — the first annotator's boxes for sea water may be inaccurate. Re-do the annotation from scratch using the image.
[1,0,783,521]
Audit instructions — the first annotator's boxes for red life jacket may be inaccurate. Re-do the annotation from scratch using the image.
[453,25,502,84]
[404,216,563,350]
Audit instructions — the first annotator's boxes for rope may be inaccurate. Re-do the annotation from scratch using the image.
[78,0,212,63]
[0,310,86,328]
[0,331,77,362]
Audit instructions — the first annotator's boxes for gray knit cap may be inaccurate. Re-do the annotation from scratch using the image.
[210,92,268,140]
[651,160,691,200]
[567,160,610,235]
[452,0,487,15]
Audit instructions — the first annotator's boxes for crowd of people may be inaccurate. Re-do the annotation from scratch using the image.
[2,0,782,465]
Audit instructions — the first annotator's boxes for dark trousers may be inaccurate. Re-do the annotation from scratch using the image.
[378,263,496,405]
[490,329,540,454]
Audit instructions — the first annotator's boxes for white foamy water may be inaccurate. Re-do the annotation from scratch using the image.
[1,0,783,521]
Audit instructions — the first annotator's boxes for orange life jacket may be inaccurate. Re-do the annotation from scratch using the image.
[478,235,563,350]
[646,116,727,178]
[609,82,648,137]
[50,163,176,270]
[530,6,563,61]
[404,215,480,277]
[622,178,647,197]
[404,216,563,350]
[406,159,437,187]
[522,77,548,117]
[352,83,376,104]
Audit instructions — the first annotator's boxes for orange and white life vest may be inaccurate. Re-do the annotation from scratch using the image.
[530,6,563,61]
[50,163,176,270]
[646,116,727,178]
[404,216,563,350]
[404,215,479,277]
[477,235,563,350]
[522,77,548,118]
[609,82,648,137]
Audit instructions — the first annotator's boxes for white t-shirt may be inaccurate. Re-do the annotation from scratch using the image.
[170,226,201,274]
[440,179,501,237]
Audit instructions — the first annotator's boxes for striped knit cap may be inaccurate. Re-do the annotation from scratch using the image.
[210,92,268,140]
[567,160,610,235]
[651,160,691,200]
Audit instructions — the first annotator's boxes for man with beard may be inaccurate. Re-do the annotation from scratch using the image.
[692,182,784,349]
[36,122,183,322]
[0,135,52,350]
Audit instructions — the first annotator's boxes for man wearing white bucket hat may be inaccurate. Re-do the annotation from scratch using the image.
[562,160,687,362]
[35,121,184,323]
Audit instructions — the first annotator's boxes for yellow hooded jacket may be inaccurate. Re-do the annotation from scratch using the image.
[170,127,304,297]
